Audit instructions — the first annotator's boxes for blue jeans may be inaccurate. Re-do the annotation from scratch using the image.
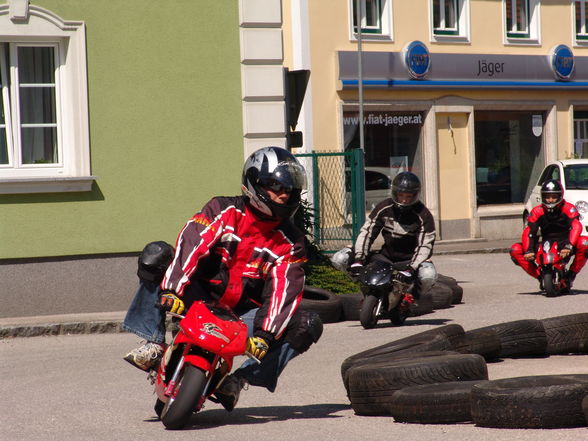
[122,281,299,392]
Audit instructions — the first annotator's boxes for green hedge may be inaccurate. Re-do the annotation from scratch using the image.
[304,262,359,294]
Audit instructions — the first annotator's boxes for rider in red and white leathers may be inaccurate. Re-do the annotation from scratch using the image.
[510,179,588,289]
[122,146,322,412]
[161,195,306,343]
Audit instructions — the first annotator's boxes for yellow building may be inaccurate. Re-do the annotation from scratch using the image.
[282,0,588,241]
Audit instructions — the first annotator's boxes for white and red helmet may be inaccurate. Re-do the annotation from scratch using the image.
[242,146,307,219]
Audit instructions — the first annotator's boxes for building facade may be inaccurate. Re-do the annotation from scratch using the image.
[1,0,292,317]
[283,0,588,241]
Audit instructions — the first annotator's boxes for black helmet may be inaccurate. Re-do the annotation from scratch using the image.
[242,146,307,219]
[541,179,564,212]
[391,171,421,210]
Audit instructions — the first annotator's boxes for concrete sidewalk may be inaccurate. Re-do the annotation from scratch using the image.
[0,238,513,339]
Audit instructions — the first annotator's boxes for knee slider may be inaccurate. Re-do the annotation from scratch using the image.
[137,241,174,283]
[284,310,323,354]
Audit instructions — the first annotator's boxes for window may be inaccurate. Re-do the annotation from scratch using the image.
[0,5,91,194]
[573,111,588,157]
[504,0,539,43]
[343,110,424,209]
[433,0,458,35]
[474,111,545,206]
[1,45,59,168]
[431,0,469,41]
[575,1,588,42]
[349,0,392,40]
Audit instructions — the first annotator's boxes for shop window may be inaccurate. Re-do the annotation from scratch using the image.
[474,111,544,206]
[431,0,469,41]
[504,0,539,43]
[0,6,91,193]
[343,110,424,208]
[349,0,393,40]
[575,1,588,43]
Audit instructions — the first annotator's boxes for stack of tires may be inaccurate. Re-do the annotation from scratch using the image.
[305,273,464,324]
[342,313,588,428]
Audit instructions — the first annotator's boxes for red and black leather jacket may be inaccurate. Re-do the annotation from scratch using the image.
[523,201,583,254]
[161,196,307,344]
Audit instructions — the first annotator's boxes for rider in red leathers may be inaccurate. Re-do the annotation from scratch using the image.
[122,146,322,412]
[510,179,588,291]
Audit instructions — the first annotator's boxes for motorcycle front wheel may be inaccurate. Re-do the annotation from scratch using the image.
[360,295,380,329]
[161,364,207,430]
[542,272,560,298]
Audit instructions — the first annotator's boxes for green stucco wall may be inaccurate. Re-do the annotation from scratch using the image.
[0,1,244,259]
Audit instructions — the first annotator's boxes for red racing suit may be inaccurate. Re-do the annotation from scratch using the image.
[510,201,588,278]
[161,196,307,345]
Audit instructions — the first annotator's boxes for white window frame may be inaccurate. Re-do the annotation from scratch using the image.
[430,0,470,43]
[349,0,393,41]
[503,0,540,45]
[0,4,92,194]
[574,1,588,45]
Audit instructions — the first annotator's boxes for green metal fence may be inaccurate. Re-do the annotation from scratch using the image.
[296,149,365,253]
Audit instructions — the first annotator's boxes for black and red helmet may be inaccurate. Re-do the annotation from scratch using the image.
[540,179,564,212]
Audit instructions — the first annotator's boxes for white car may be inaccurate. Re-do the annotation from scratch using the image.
[523,159,588,233]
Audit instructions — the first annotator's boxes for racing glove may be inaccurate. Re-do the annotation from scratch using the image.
[246,336,269,360]
[394,268,415,284]
[159,291,185,314]
[560,244,573,259]
[523,252,535,262]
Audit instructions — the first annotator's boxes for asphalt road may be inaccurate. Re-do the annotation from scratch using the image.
[3,252,588,441]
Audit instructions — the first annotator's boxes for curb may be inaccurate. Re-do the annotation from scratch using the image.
[0,320,125,339]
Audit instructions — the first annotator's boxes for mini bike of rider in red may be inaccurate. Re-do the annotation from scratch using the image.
[534,241,569,297]
[151,301,256,430]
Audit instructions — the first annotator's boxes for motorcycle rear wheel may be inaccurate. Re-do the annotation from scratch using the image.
[543,272,560,298]
[390,307,410,326]
[161,364,207,430]
[360,295,379,329]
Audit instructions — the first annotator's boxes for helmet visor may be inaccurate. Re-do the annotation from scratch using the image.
[259,161,307,193]
[541,192,562,209]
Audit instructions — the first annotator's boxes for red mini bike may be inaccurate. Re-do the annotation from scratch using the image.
[151,301,254,429]
[535,240,570,297]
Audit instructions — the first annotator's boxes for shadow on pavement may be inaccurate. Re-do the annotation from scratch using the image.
[179,403,350,429]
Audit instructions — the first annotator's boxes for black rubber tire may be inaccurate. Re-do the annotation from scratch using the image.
[471,375,588,428]
[338,292,362,321]
[468,319,547,358]
[390,305,410,326]
[154,398,165,418]
[359,295,379,329]
[542,313,588,355]
[436,275,464,304]
[452,328,502,361]
[582,394,588,424]
[340,324,466,385]
[298,286,343,324]
[543,272,560,297]
[409,292,435,317]
[428,283,454,310]
[388,380,488,424]
[161,364,207,430]
[348,353,488,416]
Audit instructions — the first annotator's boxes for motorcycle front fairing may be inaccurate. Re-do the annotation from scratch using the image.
[177,301,248,369]
[154,301,248,402]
